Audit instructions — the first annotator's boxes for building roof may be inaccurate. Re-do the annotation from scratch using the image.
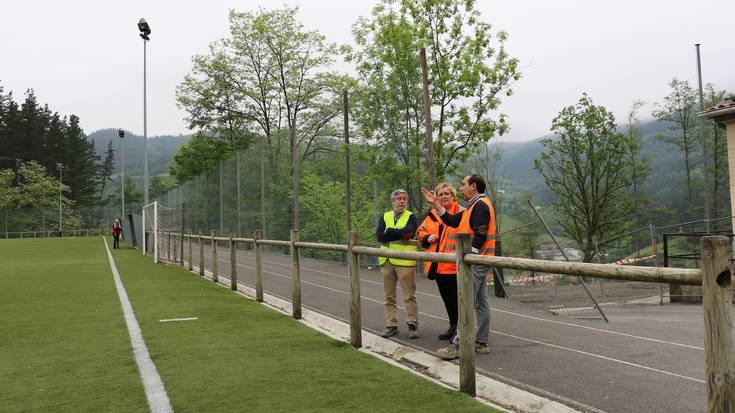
[697,96,735,123]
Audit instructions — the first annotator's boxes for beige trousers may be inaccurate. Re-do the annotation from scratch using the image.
[381,261,418,326]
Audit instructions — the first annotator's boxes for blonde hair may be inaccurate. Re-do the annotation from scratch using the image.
[435,182,457,201]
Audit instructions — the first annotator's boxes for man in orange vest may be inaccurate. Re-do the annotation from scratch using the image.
[420,174,495,359]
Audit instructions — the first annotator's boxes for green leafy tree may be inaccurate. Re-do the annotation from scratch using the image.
[346,0,520,207]
[98,140,115,197]
[534,94,633,262]
[176,6,344,231]
[703,83,730,224]
[652,78,699,220]
[169,133,232,183]
[625,100,651,254]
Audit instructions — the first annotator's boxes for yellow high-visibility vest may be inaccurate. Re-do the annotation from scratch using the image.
[379,210,417,267]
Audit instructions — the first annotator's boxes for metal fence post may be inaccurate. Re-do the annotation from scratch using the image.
[229,232,237,291]
[211,230,218,283]
[700,236,734,412]
[167,231,172,261]
[348,231,362,348]
[255,230,263,302]
[187,230,193,271]
[455,233,476,396]
[198,230,204,277]
[291,230,302,319]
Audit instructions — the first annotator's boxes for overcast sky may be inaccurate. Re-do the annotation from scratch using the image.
[1,0,732,142]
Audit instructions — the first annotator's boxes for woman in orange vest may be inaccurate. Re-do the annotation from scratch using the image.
[417,182,463,341]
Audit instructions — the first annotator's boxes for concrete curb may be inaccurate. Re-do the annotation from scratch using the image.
[188,263,581,413]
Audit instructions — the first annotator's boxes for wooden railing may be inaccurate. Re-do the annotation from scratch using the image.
[162,230,732,412]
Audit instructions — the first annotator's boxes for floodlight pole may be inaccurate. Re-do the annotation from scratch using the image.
[56,163,63,234]
[119,129,126,229]
[138,18,151,205]
[695,44,710,233]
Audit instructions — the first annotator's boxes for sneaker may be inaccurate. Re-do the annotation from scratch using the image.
[437,343,459,360]
[407,323,419,339]
[380,326,398,338]
[438,325,456,341]
[475,342,490,354]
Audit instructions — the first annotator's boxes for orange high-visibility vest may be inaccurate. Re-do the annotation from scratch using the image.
[457,196,496,256]
[417,202,462,275]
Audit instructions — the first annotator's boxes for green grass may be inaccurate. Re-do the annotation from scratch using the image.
[0,237,148,412]
[1,237,496,412]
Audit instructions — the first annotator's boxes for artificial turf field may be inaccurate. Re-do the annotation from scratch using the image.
[0,237,496,412]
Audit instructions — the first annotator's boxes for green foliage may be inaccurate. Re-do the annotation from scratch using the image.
[169,133,233,183]
[534,94,634,262]
[651,78,699,220]
[0,85,102,210]
[346,0,520,207]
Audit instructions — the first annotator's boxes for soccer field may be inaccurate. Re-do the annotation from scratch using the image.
[0,237,496,412]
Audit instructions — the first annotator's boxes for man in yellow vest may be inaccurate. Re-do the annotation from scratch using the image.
[421,174,495,359]
[376,189,420,339]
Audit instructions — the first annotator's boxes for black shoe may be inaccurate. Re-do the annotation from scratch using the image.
[380,326,399,338]
[408,323,419,339]
[438,325,456,341]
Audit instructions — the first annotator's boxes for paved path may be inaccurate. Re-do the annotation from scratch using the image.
[183,243,706,413]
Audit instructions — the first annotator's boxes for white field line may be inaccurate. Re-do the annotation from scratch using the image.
[244,254,703,351]
[207,256,706,385]
[103,237,173,413]
[159,317,198,323]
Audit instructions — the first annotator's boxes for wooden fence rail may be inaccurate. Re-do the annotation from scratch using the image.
[174,231,730,410]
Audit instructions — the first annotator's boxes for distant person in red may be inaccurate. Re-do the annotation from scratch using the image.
[111,218,123,249]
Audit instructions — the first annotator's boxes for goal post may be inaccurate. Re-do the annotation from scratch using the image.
[143,201,184,264]
[142,201,158,263]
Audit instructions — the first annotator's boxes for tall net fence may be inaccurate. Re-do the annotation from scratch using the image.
[150,138,734,320]
[1,205,106,238]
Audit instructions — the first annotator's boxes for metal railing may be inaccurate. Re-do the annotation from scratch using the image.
[160,230,731,411]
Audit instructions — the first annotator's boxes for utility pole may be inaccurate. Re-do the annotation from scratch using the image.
[420,48,437,189]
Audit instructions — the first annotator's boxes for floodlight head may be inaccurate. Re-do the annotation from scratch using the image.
[118,129,125,138]
[56,162,63,170]
[138,18,151,40]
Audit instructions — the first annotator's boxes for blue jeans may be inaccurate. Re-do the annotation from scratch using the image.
[452,264,491,345]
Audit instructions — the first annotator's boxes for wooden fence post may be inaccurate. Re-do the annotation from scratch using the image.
[211,230,218,283]
[700,236,734,412]
[255,230,263,302]
[187,230,193,271]
[291,230,302,319]
[198,230,204,277]
[229,232,237,291]
[348,231,362,348]
[167,231,172,261]
[455,233,476,396]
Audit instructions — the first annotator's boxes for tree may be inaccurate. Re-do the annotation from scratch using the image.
[169,133,233,184]
[0,161,81,231]
[473,140,505,230]
[625,100,651,254]
[703,83,730,224]
[652,78,699,220]
[98,140,115,197]
[346,0,520,208]
[534,94,633,262]
[176,6,344,231]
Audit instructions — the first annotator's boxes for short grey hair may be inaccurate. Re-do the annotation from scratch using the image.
[390,189,408,201]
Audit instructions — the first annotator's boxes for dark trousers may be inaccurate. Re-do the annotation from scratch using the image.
[435,274,458,327]
[113,234,120,249]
